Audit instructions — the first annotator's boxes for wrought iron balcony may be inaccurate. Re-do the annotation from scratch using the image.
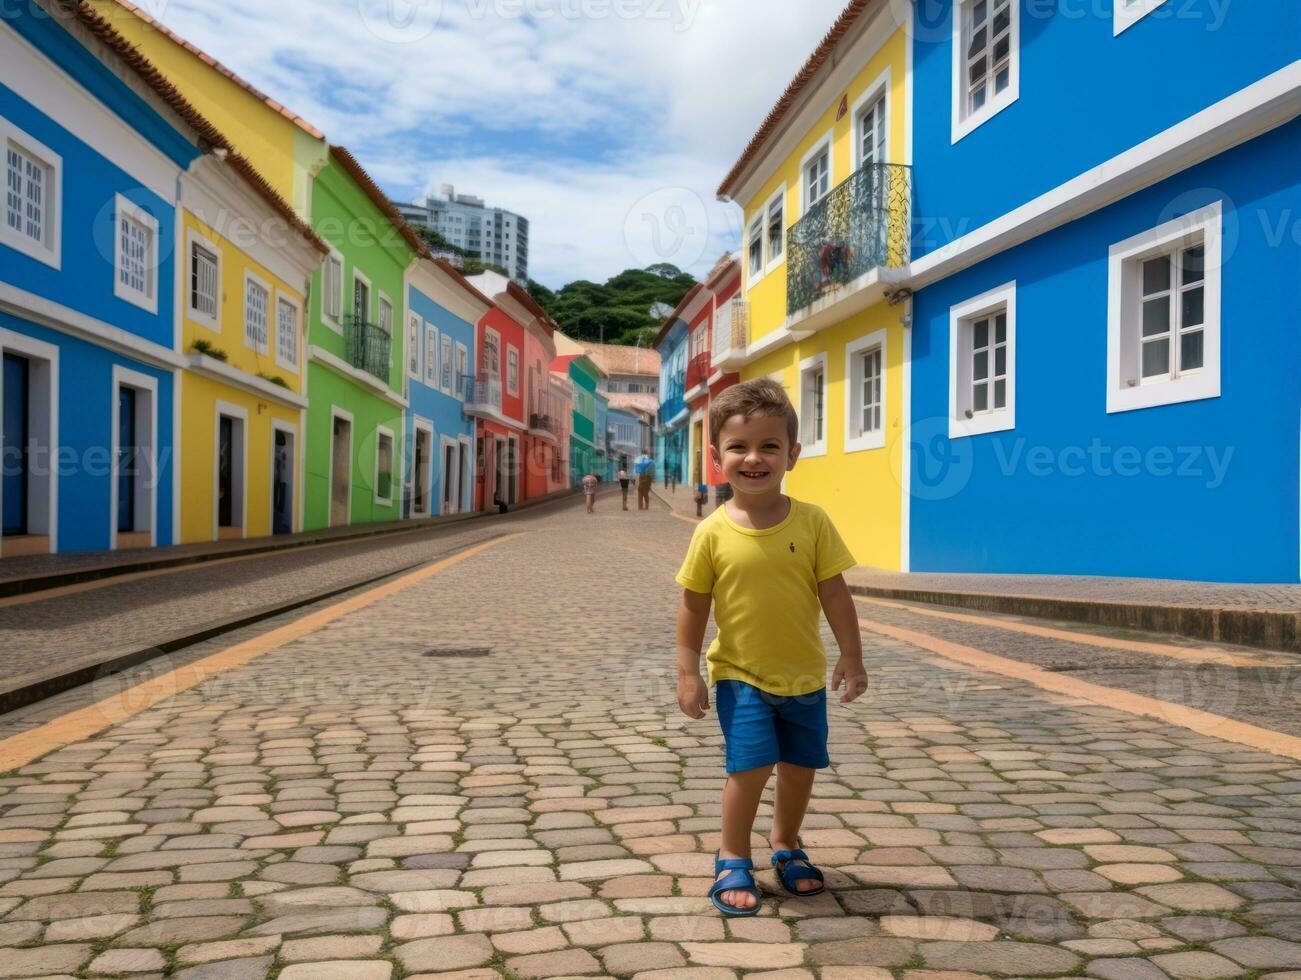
[461,375,502,415]
[787,162,910,316]
[342,315,392,383]
[685,351,712,392]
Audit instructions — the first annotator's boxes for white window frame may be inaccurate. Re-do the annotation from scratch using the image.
[113,194,159,314]
[378,293,394,335]
[746,211,765,285]
[373,424,395,507]
[0,117,61,270]
[242,269,271,356]
[797,351,828,458]
[1115,0,1170,34]
[482,326,501,379]
[425,323,439,388]
[352,269,373,324]
[507,346,520,397]
[799,129,835,216]
[851,69,892,172]
[455,342,468,399]
[109,365,158,549]
[275,294,301,371]
[948,280,1016,438]
[951,0,1020,144]
[185,229,221,333]
[764,188,785,274]
[845,329,888,454]
[407,311,421,380]
[1107,202,1221,414]
[322,248,345,330]
[441,334,454,395]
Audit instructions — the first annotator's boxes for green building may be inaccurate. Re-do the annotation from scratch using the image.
[556,349,605,484]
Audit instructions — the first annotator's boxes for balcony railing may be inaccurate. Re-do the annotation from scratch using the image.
[609,422,641,451]
[461,375,502,414]
[342,315,392,383]
[787,162,911,316]
[712,301,748,367]
[685,351,711,392]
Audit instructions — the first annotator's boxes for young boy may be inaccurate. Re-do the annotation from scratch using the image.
[675,379,869,916]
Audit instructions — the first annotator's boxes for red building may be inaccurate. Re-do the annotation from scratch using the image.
[684,254,742,504]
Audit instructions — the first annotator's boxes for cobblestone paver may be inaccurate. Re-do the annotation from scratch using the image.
[0,500,1296,978]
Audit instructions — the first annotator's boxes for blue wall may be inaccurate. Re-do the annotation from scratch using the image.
[1,311,175,553]
[910,0,1297,257]
[655,319,689,483]
[405,285,476,512]
[908,122,1300,582]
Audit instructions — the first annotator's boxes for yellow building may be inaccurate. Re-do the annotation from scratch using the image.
[716,3,912,571]
[176,155,327,542]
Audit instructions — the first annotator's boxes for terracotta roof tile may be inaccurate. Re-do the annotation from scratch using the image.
[66,1,327,255]
[577,342,660,377]
[608,392,658,418]
[717,0,874,200]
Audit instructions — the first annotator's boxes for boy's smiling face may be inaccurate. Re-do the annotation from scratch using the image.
[711,413,801,498]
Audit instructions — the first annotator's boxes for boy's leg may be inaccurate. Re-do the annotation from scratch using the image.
[717,764,772,910]
[770,763,821,891]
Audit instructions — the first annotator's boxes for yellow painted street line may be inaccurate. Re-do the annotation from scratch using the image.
[858,615,1301,763]
[854,594,1280,668]
[0,533,524,772]
[669,512,701,525]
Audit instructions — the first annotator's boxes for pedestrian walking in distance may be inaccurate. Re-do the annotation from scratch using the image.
[674,378,869,918]
[618,468,631,511]
[582,472,598,514]
[634,451,654,512]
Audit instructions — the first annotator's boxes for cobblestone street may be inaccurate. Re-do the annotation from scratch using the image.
[0,498,1298,979]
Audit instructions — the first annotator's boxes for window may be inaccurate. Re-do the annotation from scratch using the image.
[857,92,887,169]
[276,297,299,369]
[378,296,393,334]
[189,237,219,329]
[455,344,468,396]
[244,274,270,354]
[798,354,828,456]
[424,324,438,386]
[507,348,520,396]
[747,213,763,277]
[948,281,1016,437]
[953,0,1019,142]
[1115,0,1170,34]
[442,335,454,393]
[1,121,60,268]
[1107,202,1221,413]
[407,313,421,379]
[482,330,500,378]
[114,195,158,313]
[766,193,784,266]
[805,146,830,207]
[374,428,394,505]
[323,252,343,323]
[845,331,887,453]
[353,275,370,323]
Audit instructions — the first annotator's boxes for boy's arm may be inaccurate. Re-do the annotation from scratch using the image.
[818,574,869,703]
[676,588,712,718]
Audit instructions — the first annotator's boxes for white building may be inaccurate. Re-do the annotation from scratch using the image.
[396,185,530,283]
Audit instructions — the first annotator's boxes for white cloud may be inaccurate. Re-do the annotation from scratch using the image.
[137,0,848,285]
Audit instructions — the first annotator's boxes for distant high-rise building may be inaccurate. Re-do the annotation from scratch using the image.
[395,185,530,283]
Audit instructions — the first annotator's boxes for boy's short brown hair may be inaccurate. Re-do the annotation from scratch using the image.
[709,378,799,448]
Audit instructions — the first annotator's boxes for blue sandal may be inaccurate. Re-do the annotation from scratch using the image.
[770,840,825,897]
[709,853,762,917]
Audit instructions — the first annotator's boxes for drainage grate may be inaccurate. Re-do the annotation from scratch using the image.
[423,648,492,658]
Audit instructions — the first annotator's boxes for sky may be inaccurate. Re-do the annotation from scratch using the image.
[129,0,848,288]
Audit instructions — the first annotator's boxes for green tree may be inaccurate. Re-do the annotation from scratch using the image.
[539,264,696,345]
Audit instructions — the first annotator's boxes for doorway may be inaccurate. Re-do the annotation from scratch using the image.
[442,439,457,514]
[117,386,137,535]
[2,354,29,537]
[506,436,519,505]
[413,423,432,517]
[272,426,294,535]
[692,419,704,486]
[330,412,351,526]
[493,437,506,507]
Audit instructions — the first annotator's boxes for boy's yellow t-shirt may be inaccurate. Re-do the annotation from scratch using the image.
[675,498,856,697]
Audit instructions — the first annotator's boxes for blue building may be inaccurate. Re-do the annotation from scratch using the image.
[0,3,219,557]
[653,286,699,487]
[904,1,1300,582]
[403,259,489,518]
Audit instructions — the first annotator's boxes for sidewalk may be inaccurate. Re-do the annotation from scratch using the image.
[654,487,1300,652]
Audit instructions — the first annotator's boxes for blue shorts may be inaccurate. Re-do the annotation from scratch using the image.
[715,680,830,774]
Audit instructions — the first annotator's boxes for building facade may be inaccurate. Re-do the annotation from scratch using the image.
[404,259,488,518]
[467,304,528,511]
[553,339,606,485]
[653,287,702,488]
[397,186,530,283]
[578,342,660,478]
[683,255,742,503]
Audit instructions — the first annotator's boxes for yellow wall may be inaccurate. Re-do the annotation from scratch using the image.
[739,26,909,343]
[178,210,307,543]
[100,5,322,208]
[179,374,301,543]
[737,22,909,571]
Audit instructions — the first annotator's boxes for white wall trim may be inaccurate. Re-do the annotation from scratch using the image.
[850,66,893,171]
[113,194,160,315]
[899,298,912,573]
[948,280,1016,439]
[184,352,308,409]
[411,416,435,518]
[321,247,345,333]
[0,113,62,270]
[843,328,889,454]
[274,291,303,374]
[1115,0,1171,35]
[797,351,829,458]
[241,268,271,356]
[0,328,59,555]
[307,345,409,409]
[373,423,395,508]
[950,0,1020,144]
[183,226,222,334]
[798,126,836,219]
[328,404,354,528]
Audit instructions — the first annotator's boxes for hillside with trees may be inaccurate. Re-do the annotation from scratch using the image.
[526,263,696,347]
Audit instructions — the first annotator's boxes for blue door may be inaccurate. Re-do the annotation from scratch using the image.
[117,386,136,533]
[2,354,28,536]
